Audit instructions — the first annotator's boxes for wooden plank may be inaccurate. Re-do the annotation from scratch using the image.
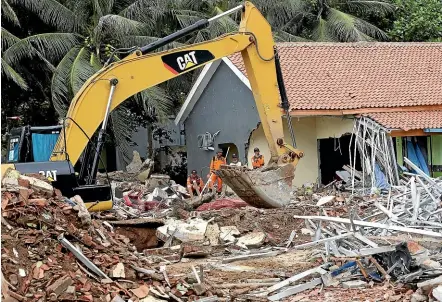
[293,215,442,238]
[268,278,322,301]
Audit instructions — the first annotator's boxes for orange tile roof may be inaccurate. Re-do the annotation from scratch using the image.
[365,110,442,131]
[228,42,442,111]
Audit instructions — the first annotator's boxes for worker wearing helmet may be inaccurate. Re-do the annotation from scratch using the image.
[208,149,226,194]
[230,154,242,167]
[251,147,265,169]
[187,169,204,197]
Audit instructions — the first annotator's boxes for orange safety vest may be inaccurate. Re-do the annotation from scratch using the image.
[210,156,226,171]
[187,175,203,188]
[251,155,265,169]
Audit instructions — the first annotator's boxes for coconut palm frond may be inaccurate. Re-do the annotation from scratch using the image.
[326,8,377,41]
[136,86,173,121]
[2,0,20,26]
[1,58,28,89]
[110,106,138,164]
[9,0,78,32]
[69,47,100,96]
[94,14,149,45]
[52,47,81,116]
[118,35,184,50]
[346,0,395,17]
[274,30,311,42]
[1,28,20,51]
[311,17,336,41]
[3,33,83,66]
[119,0,167,26]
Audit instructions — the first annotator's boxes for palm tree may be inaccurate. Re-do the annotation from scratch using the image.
[1,0,28,89]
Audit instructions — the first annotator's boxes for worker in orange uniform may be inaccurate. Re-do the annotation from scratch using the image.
[208,149,226,194]
[251,147,265,169]
[187,169,204,198]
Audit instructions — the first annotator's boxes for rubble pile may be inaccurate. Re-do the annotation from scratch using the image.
[0,172,223,301]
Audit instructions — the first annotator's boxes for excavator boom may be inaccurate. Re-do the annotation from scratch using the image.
[12,2,303,208]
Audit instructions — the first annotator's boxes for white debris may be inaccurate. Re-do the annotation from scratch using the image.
[316,196,335,206]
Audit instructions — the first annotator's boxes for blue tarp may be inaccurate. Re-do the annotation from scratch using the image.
[374,162,390,190]
[31,133,59,162]
[406,141,430,175]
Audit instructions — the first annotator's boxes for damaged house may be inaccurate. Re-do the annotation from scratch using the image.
[175,43,442,186]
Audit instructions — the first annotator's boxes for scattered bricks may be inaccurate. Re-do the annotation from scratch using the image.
[130,285,150,299]
[182,245,212,258]
[28,199,48,207]
[47,275,73,296]
[407,241,427,254]
[342,280,367,289]
[110,263,125,278]
[19,175,53,194]
[18,188,30,203]
[54,189,63,199]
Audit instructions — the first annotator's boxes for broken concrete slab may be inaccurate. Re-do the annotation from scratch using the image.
[219,226,240,243]
[236,231,266,249]
[126,150,143,173]
[157,218,208,243]
[268,278,322,301]
[110,263,125,278]
[433,285,442,302]
[342,280,367,289]
[317,196,335,206]
[205,223,220,246]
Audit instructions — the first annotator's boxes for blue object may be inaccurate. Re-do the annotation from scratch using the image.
[31,133,59,162]
[8,143,19,162]
[406,141,429,175]
[424,128,442,133]
[374,163,390,190]
[331,261,357,277]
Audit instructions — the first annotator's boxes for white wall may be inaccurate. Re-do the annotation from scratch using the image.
[316,116,354,139]
[247,116,355,187]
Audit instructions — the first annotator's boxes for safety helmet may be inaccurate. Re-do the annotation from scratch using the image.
[254,147,260,152]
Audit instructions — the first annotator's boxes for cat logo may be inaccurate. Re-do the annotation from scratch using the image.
[177,51,197,71]
[162,50,215,75]
[39,170,57,182]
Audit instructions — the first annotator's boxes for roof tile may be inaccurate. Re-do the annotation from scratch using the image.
[228,43,442,111]
[366,110,442,131]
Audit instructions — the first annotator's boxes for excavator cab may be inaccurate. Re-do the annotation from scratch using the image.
[5,125,61,164]
[3,125,112,211]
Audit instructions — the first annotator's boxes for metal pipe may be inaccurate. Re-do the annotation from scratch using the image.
[58,234,109,279]
[87,78,118,184]
[274,48,296,147]
[208,5,243,22]
[140,5,243,55]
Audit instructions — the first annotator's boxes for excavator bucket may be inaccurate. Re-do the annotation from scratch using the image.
[217,164,295,208]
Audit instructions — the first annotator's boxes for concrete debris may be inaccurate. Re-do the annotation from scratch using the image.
[236,231,266,249]
[342,280,367,289]
[2,160,441,302]
[316,195,336,206]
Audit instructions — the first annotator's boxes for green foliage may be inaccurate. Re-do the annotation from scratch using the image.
[389,0,442,41]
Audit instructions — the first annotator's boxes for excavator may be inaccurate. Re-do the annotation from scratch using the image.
[1,1,303,210]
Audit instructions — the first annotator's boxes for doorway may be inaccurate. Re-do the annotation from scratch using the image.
[318,134,362,185]
[218,143,239,165]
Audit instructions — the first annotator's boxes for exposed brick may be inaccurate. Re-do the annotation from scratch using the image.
[47,275,73,296]
[18,178,30,188]
[182,245,212,258]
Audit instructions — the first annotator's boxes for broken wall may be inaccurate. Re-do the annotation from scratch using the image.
[184,61,260,180]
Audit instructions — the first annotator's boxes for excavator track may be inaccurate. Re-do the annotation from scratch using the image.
[217,164,295,208]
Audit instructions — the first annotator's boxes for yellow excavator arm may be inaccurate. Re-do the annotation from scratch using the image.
[51,2,301,166]
[49,1,303,208]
